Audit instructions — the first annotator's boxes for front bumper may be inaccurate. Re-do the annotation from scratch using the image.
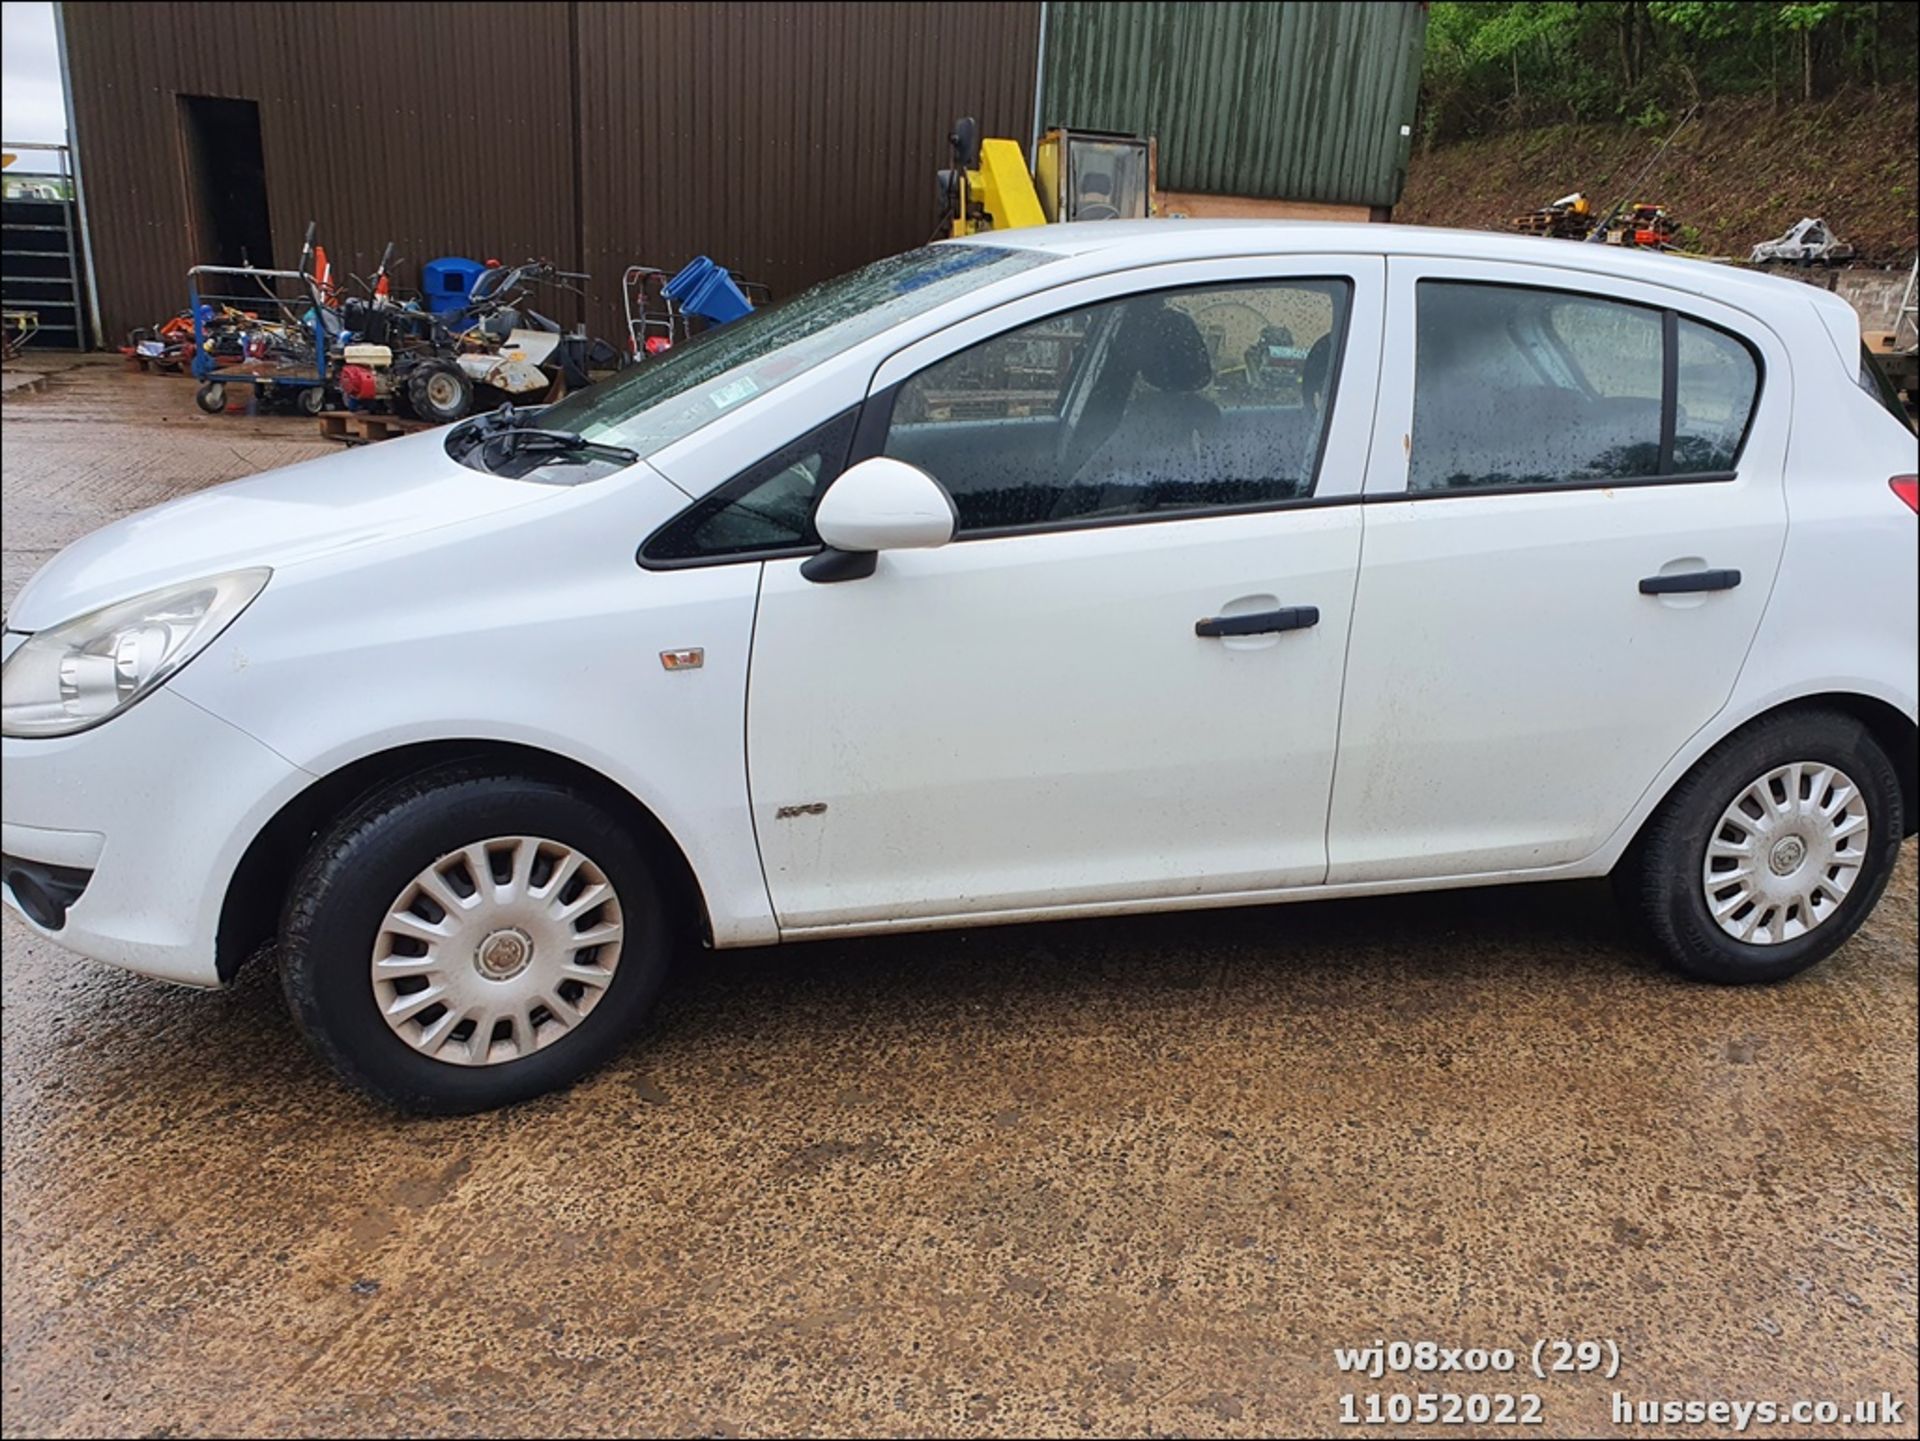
[1,688,313,987]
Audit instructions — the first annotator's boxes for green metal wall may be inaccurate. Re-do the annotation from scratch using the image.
[1040,0,1428,207]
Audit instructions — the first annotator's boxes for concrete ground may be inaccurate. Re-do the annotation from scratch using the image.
[2,361,1916,1438]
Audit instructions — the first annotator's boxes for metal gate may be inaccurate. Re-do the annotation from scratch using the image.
[2,142,90,351]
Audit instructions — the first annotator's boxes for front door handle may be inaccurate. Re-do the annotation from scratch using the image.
[1639,568,1742,595]
[1195,605,1320,638]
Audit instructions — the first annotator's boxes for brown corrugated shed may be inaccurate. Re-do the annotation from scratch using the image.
[575,2,1039,311]
[59,1,1039,346]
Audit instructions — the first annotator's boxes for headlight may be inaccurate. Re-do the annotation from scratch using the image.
[1,568,270,738]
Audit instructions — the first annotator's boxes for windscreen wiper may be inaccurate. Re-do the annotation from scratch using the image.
[479,426,638,465]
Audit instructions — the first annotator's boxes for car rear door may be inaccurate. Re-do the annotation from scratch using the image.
[1327,258,1790,883]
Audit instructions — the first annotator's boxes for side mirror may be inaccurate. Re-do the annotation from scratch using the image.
[803,457,957,583]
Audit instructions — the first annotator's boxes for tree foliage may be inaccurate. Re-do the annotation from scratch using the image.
[1420,1,1918,145]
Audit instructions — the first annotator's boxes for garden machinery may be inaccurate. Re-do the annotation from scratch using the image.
[335,253,624,424]
[335,241,475,422]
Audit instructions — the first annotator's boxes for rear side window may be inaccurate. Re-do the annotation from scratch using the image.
[1411,281,1760,492]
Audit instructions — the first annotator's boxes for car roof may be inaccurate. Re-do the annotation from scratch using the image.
[952,218,1845,319]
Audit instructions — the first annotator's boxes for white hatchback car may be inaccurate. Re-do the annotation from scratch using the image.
[5,222,1916,1112]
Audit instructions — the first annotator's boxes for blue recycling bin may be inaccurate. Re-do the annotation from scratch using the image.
[663,256,753,326]
[421,257,487,317]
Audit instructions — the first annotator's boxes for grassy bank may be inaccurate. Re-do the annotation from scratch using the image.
[1397,90,1918,264]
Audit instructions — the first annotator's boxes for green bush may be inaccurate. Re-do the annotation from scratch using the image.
[1420,1,1918,146]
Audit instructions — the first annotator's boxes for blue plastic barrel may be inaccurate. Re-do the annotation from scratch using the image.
[421,257,487,316]
[664,256,753,326]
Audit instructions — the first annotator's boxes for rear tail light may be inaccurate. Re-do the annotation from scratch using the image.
[1892,475,1918,513]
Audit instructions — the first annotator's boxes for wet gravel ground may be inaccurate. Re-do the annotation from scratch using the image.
[3,362,1916,1437]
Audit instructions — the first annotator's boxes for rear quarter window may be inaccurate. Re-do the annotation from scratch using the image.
[1674,319,1761,471]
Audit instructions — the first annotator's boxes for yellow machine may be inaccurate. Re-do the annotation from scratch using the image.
[938,117,1157,237]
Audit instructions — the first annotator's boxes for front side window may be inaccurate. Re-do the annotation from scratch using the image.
[1410,281,1761,492]
[883,279,1352,534]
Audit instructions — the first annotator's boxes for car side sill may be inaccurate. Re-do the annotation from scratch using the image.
[765,861,1599,945]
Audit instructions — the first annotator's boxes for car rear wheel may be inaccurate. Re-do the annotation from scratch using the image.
[1619,708,1904,984]
[279,765,670,1113]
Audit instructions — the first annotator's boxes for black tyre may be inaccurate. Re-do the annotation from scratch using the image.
[1618,708,1905,984]
[280,765,671,1113]
[195,381,228,414]
[296,385,327,416]
[405,360,473,425]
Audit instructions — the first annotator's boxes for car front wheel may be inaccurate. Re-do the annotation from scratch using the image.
[1620,708,1905,984]
[279,765,670,1113]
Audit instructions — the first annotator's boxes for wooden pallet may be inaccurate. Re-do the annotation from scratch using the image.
[316,410,435,445]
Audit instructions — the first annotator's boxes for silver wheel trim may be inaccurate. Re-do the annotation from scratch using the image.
[1702,762,1869,946]
[371,835,623,1066]
[424,372,459,408]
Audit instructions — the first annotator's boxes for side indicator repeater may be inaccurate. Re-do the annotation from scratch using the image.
[660,648,704,671]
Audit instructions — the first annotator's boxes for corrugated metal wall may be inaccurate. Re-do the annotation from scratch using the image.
[576,2,1038,307]
[63,2,1422,344]
[60,1,1038,346]
[1041,0,1426,208]
[60,2,579,345]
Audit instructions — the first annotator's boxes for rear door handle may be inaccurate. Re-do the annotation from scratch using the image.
[1195,605,1320,638]
[1639,569,1741,595]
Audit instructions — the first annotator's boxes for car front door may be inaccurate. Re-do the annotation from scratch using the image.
[743,258,1384,933]
[1327,259,1790,883]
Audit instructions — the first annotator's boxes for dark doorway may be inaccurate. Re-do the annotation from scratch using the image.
[178,95,274,269]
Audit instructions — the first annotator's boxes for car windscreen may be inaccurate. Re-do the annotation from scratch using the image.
[537,245,1058,457]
